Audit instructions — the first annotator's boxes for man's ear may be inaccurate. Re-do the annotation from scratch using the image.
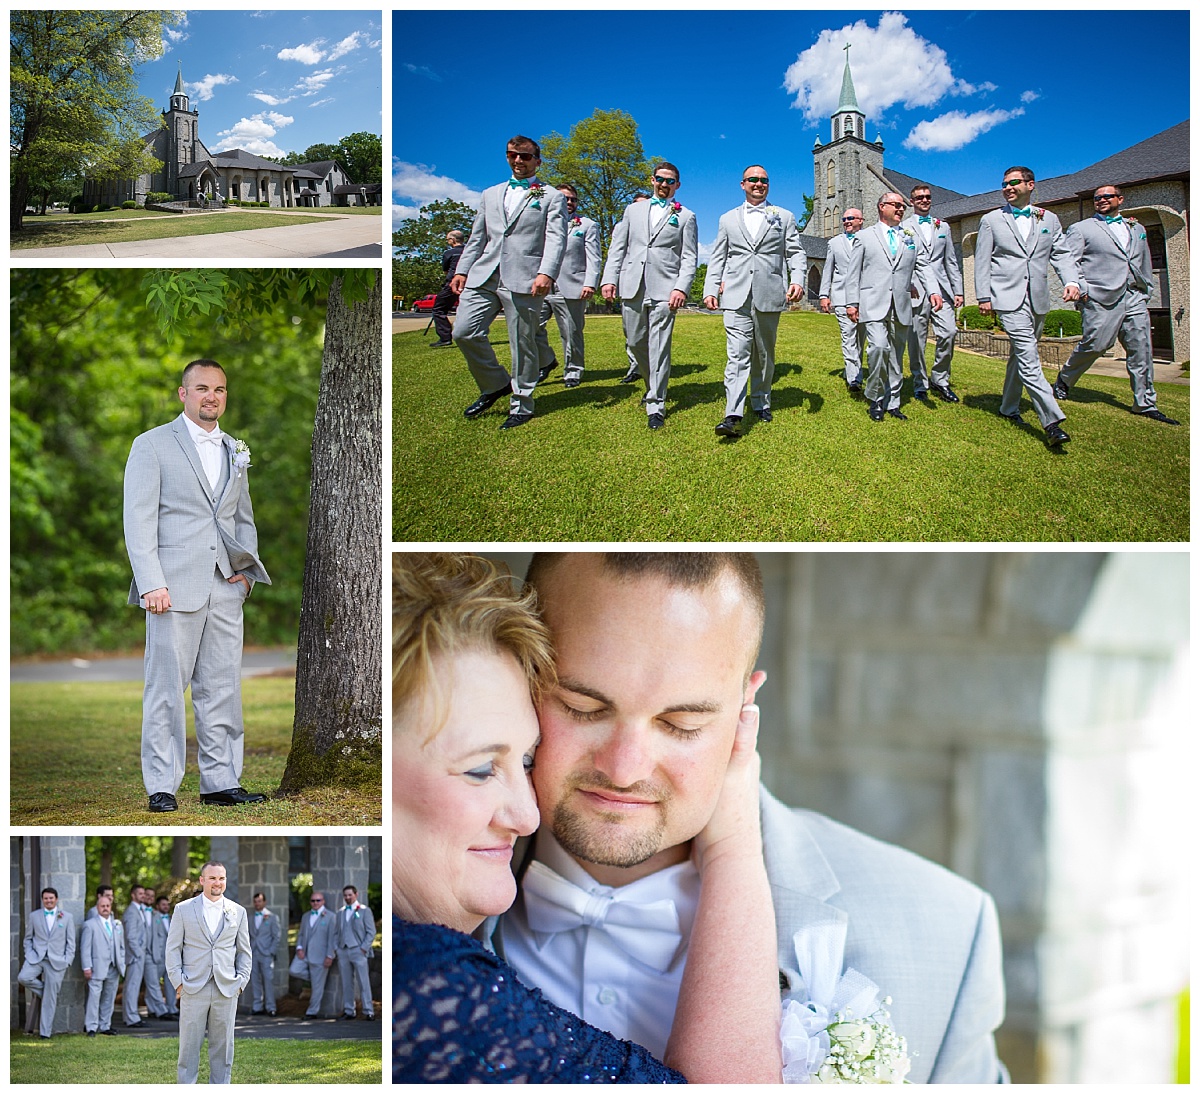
[743,669,767,706]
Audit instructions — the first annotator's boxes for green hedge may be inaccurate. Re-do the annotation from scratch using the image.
[121,200,137,209]
[1043,309,1082,337]
[958,305,997,330]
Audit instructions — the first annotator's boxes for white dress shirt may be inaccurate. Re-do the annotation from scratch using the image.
[202,894,224,935]
[499,833,701,1059]
[1011,206,1034,242]
[744,201,769,242]
[504,178,534,219]
[182,413,224,491]
[1106,217,1131,250]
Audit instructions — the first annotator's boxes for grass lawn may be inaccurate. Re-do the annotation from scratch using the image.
[9,677,381,825]
[269,205,382,215]
[25,208,176,221]
[9,1031,381,1083]
[11,211,331,249]
[392,311,1189,541]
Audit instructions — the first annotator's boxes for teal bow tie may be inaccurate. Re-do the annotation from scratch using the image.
[651,197,670,208]
[508,178,530,189]
[1105,215,1124,224]
[845,232,856,239]
[1011,207,1033,217]
[918,215,933,224]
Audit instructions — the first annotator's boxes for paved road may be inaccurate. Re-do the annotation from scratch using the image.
[15,214,383,259]
[11,647,295,684]
[94,1013,380,1041]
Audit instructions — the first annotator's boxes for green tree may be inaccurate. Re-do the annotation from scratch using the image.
[337,131,382,185]
[301,142,341,164]
[691,262,709,302]
[10,9,176,230]
[392,198,477,304]
[538,109,653,245]
[86,835,211,911]
[798,193,815,232]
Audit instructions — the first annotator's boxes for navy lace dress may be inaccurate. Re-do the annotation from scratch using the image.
[394,917,687,1083]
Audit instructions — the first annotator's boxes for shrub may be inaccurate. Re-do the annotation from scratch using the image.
[92,204,109,213]
[1043,309,1082,337]
[144,192,172,207]
[959,305,997,330]
[68,195,86,214]
[121,200,137,209]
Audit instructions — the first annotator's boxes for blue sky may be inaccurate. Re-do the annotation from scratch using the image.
[394,8,1189,254]
[140,10,382,159]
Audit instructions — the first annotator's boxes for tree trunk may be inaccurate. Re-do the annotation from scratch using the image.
[100,846,112,887]
[278,272,382,792]
[171,836,190,878]
[11,172,30,231]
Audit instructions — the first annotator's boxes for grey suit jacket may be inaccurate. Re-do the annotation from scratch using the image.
[819,233,861,305]
[149,911,171,965]
[249,907,281,960]
[974,205,1078,314]
[703,204,806,311]
[602,199,698,301]
[335,904,376,956]
[456,180,568,293]
[123,414,270,613]
[845,222,931,324]
[554,215,603,297]
[902,214,963,302]
[81,915,126,980]
[166,895,251,998]
[1066,214,1153,306]
[297,907,337,964]
[24,908,76,971]
[123,900,147,961]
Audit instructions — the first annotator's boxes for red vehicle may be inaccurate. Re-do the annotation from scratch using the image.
[412,294,437,312]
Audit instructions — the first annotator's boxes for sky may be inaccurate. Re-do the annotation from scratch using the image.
[140,9,382,159]
[393,8,1190,255]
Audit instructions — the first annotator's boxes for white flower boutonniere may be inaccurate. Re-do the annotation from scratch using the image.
[232,438,251,478]
[764,205,783,229]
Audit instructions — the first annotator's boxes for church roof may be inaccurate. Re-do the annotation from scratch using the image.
[208,148,296,172]
[173,67,185,95]
[796,233,829,260]
[836,49,862,115]
[882,169,966,207]
[295,160,345,179]
[937,120,1189,220]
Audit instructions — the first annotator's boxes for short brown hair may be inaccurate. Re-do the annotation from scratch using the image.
[652,161,681,182]
[1002,165,1035,183]
[392,554,556,730]
[507,134,540,158]
[909,182,932,197]
[181,359,224,386]
[1095,184,1123,197]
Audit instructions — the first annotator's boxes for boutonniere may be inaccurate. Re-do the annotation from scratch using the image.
[1033,206,1046,221]
[55,911,64,923]
[223,905,236,923]
[528,183,544,209]
[231,438,251,478]
[763,205,783,229]
[668,200,681,227]
[571,215,582,227]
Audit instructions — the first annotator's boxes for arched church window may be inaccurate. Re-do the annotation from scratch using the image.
[827,161,835,196]
[823,208,833,236]
[843,116,853,138]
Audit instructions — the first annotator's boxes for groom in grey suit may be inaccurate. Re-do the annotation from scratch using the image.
[601,162,698,429]
[166,862,252,1084]
[18,887,76,1038]
[902,184,964,403]
[452,134,568,429]
[703,165,805,437]
[1053,185,1178,425]
[819,209,867,391]
[123,360,270,813]
[496,553,1006,1082]
[974,166,1080,447]
[844,193,941,422]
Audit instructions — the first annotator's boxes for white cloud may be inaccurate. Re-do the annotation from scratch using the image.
[402,63,441,82]
[1021,90,1040,103]
[903,107,1024,152]
[784,12,969,122]
[214,111,295,158]
[186,73,237,102]
[327,31,365,61]
[392,161,482,218]
[308,97,335,108]
[165,27,188,44]
[952,79,998,96]
[278,41,325,65]
[250,92,293,107]
[392,203,423,230]
[297,70,336,96]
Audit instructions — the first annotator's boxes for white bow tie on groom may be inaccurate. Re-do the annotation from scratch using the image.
[521,859,682,972]
[194,430,223,445]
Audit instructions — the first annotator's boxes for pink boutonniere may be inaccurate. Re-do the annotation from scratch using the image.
[1033,207,1046,220]
[571,215,582,226]
[668,200,682,227]
[528,183,545,209]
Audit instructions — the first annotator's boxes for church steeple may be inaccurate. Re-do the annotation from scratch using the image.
[831,44,865,143]
[170,64,189,113]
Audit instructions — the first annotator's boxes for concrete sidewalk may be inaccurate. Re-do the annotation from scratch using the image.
[10,647,295,683]
[15,215,383,259]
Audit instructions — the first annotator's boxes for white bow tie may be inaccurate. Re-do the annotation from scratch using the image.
[195,431,223,446]
[521,860,682,972]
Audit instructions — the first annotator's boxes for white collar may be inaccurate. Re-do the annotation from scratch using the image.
[202,894,224,909]
[537,830,699,911]
[181,412,223,446]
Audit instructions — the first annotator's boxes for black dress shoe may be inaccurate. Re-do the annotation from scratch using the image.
[913,390,933,406]
[87,1031,96,1037]
[715,415,742,437]
[619,367,640,384]
[40,1034,51,1039]
[563,377,581,388]
[887,408,908,420]
[537,358,559,383]
[125,1020,145,1028]
[339,1013,357,1021]
[428,341,454,349]
[1052,377,1069,400]
[1135,408,1180,425]
[931,384,960,403]
[200,787,267,806]
[647,412,665,430]
[847,381,864,394]
[868,402,885,421]
[1044,422,1071,447]
[499,412,532,430]
[463,386,509,419]
[100,1028,118,1035]
[149,792,177,813]
[999,411,1023,422]
[756,407,773,422]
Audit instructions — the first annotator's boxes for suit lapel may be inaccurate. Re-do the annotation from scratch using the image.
[736,207,753,249]
[172,417,212,496]
[647,201,673,245]
[214,436,234,507]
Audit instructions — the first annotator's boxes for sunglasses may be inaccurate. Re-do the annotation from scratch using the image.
[1093,193,1119,201]
[506,150,536,161]
[1002,179,1029,188]
[653,176,678,185]
[743,176,769,185]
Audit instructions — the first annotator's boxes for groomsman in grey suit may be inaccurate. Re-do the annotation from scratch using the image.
[81,892,125,1036]
[844,193,941,421]
[123,360,271,813]
[451,134,568,429]
[618,193,653,384]
[540,184,602,388]
[148,894,178,1019]
[499,552,1006,1082]
[1053,185,1178,425]
[903,184,964,403]
[601,162,699,429]
[18,888,76,1039]
[335,885,376,1019]
[819,209,867,391]
[166,862,252,1084]
[122,885,148,1027]
[704,165,806,437]
[296,891,338,1016]
[974,166,1080,447]
[248,892,280,1016]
